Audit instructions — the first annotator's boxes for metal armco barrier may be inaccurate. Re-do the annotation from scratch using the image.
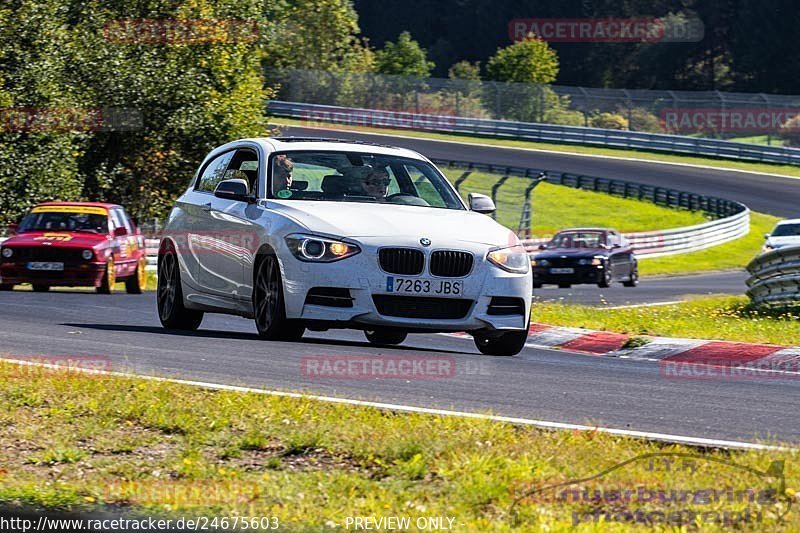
[271,100,800,166]
[746,246,800,307]
[432,159,750,258]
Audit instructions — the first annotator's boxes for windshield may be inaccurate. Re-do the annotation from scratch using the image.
[772,224,800,237]
[548,231,607,249]
[18,211,109,234]
[268,151,464,210]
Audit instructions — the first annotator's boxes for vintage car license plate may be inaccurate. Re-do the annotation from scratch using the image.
[550,267,575,274]
[27,262,64,271]
[386,277,463,296]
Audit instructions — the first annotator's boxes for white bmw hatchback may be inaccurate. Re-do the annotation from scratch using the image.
[157,138,532,355]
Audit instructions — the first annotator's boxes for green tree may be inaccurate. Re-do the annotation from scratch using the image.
[264,0,374,73]
[486,35,558,84]
[448,60,481,81]
[375,31,434,77]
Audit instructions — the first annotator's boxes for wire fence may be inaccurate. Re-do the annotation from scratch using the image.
[270,69,800,143]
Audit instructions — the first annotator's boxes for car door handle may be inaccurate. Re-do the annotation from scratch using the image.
[201,202,212,212]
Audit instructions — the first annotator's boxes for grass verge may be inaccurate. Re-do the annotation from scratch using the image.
[441,170,708,235]
[0,361,797,530]
[271,118,800,179]
[532,295,800,345]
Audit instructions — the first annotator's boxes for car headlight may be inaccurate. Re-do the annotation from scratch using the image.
[1,247,12,258]
[487,245,530,274]
[284,234,360,262]
[532,258,549,267]
[82,249,94,261]
[578,257,604,266]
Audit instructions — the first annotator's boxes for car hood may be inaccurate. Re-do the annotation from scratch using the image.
[273,201,517,246]
[2,231,109,248]
[766,236,800,248]
[533,247,608,259]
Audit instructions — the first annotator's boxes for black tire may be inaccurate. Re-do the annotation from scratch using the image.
[125,257,147,294]
[157,249,203,330]
[0,284,14,291]
[597,269,611,288]
[473,327,528,357]
[557,283,571,289]
[32,284,50,292]
[623,263,639,287]
[364,328,408,346]
[253,254,304,341]
[96,258,115,294]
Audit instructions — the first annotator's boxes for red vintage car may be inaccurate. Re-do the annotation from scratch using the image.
[0,202,147,293]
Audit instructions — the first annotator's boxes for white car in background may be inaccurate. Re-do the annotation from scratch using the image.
[763,219,800,253]
[157,137,532,356]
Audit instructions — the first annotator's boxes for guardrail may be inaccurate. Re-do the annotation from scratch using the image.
[271,100,800,166]
[433,159,750,258]
[746,246,800,307]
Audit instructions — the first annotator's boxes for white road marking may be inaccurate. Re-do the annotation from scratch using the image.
[0,355,789,451]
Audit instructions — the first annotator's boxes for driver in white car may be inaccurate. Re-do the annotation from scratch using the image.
[359,166,391,201]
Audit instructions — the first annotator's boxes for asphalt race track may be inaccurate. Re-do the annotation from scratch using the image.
[534,270,748,306]
[281,125,800,217]
[1,290,798,444]
[3,134,798,446]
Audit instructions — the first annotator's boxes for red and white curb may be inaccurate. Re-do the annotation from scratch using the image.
[445,324,800,379]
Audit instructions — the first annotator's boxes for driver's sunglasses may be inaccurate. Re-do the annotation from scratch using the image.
[365,177,390,186]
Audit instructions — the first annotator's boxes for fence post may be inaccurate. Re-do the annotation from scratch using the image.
[490,174,511,221]
[517,173,548,237]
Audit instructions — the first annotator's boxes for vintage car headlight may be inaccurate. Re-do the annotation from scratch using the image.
[284,234,360,262]
[82,249,94,260]
[578,257,604,266]
[532,258,550,267]
[487,245,530,274]
[1,247,12,258]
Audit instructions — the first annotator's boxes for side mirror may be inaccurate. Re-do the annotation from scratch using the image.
[468,193,496,214]
[113,226,128,238]
[764,233,771,239]
[612,243,622,249]
[7,222,18,236]
[538,244,546,250]
[214,179,252,202]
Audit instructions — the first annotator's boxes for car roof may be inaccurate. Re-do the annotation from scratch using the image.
[35,201,119,211]
[555,228,614,233]
[253,137,428,161]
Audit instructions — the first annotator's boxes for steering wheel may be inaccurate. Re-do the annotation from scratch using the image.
[385,193,430,206]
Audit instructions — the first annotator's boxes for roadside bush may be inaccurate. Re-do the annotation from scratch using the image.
[627,108,665,133]
[590,112,629,130]
[778,115,800,147]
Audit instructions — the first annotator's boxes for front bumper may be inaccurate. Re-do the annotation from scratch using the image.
[0,261,106,287]
[279,238,532,333]
[532,264,605,285]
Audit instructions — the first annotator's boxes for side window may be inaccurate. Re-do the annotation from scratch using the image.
[224,149,259,194]
[196,151,235,192]
[118,209,134,233]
